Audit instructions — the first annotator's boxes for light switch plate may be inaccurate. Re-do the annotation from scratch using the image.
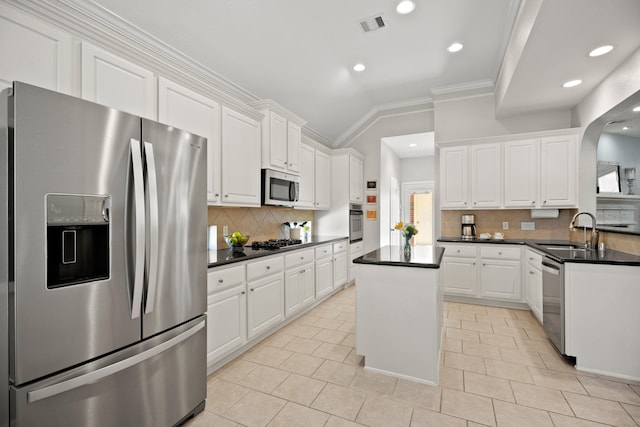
[521,222,535,231]
[223,225,229,236]
[502,222,509,230]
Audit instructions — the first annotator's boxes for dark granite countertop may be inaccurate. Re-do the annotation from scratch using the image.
[437,237,640,266]
[353,245,445,269]
[208,235,348,268]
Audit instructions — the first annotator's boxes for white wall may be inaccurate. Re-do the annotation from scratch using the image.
[346,109,434,252]
[400,156,435,182]
[379,142,401,247]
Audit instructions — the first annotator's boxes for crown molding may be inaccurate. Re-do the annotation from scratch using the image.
[249,99,307,126]
[431,80,495,99]
[335,97,433,148]
[301,127,334,148]
[7,0,268,120]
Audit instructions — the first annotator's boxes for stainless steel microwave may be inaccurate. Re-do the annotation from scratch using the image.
[261,169,299,207]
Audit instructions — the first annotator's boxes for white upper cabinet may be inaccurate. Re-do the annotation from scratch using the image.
[470,143,502,208]
[297,144,315,209]
[440,146,469,209]
[221,106,261,206]
[157,77,221,205]
[81,42,156,119]
[255,102,304,174]
[349,155,364,203]
[315,150,331,210]
[540,133,578,207]
[439,128,580,210]
[0,4,73,94]
[504,139,539,207]
[286,122,302,173]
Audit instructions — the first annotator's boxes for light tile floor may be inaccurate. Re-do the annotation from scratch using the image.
[187,286,640,427]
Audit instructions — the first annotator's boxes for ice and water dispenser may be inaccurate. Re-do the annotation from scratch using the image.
[46,194,110,288]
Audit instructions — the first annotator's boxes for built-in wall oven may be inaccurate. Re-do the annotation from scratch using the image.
[349,203,363,243]
[542,257,565,354]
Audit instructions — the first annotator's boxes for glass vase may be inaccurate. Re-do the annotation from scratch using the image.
[403,237,412,261]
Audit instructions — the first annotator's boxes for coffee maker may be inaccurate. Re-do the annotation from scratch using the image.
[461,214,477,240]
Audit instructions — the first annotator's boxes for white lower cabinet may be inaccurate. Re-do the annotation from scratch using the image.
[207,285,246,365]
[441,244,523,302]
[284,264,315,317]
[333,240,348,288]
[315,244,334,299]
[525,249,543,323]
[348,241,364,283]
[247,273,284,339]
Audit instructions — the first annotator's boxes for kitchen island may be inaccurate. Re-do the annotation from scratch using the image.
[354,245,445,385]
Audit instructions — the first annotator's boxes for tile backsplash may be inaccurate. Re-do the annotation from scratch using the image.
[599,231,640,255]
[441,209,578,241]
[208,206,314,248]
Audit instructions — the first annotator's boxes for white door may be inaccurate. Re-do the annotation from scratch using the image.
[402,181,435,246]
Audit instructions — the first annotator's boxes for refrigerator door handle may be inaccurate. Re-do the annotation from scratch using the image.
[143,141,159,315]
[27,320,205,403]
[130,139,145,319]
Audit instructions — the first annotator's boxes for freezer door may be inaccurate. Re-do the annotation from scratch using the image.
[11,317,206,427]
[141,119,207,338]
[10,82,141,385]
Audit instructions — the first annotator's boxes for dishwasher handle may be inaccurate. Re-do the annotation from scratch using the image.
[542,261,560,275]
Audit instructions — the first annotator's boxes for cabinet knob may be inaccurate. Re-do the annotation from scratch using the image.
[529,271,534,275]
[531,201,535,205]
[473,262,476,266]
[300,270,305,274]
[473,202,477,205]
[543,200,547,204]
[498,252,502,255]
[215,193,219,197]
[250,288,255,292]
[241,291,246,295]
[482,263,486,266]
[301,256,304,260]
[218,279,224,283]
[266,266,271,270]
[225,194,229,198]
[529,257,534,261]
[464,202,468,205]
[456,250,460,253]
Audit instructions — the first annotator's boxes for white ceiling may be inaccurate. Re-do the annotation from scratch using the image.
[86,0,640,144]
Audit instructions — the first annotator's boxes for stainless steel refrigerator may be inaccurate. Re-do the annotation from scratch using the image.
[0,82,207,426]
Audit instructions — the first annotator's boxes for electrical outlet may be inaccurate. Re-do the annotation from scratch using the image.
[521,222,536,231]
[223,225,229,236]
[502,222,509,230]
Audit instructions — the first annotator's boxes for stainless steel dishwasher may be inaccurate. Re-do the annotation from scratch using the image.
[542,257,565,354]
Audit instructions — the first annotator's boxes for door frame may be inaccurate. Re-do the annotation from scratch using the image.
[401,181,435,243]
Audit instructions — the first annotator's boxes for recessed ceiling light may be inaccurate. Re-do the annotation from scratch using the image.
[623,126,632,130]
[353,63,366,72]
[447,42,464,53]
[588,45,614,57]
[409,143,417,147]
[633,106,640,112]
[562,79,582,88]
[396,0,416,15]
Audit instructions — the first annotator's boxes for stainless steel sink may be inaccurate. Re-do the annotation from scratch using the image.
[544,246,587,252]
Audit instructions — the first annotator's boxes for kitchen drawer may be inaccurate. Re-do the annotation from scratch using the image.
[442,245,477,258]
[285,248,315,269]
[480,246,520,260]
[315,244,332,260]
[247,255,284,282]
[208,264,245,294]
[526,249,543,268]
[333,240,348,254]
[350,241,364,255]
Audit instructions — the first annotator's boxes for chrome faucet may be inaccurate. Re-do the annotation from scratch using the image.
[569,212,599,249]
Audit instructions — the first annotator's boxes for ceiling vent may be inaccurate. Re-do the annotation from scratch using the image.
[359,15,386,32]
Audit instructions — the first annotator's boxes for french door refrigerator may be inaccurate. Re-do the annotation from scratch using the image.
[0,82,207,426]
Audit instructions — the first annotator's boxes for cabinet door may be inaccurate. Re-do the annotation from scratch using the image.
[0,4,73,94]
[81,42,156,119]
[442,257,477,296]
[284,268,302,317]
[333,252,348,288]
[266,111,287,170]
[247,273,284,339]
[297,144,315,208]
[480,260,522,300]
[287,122,301,173]
[315,257,333,299]
[527,267,543,323]
[158,78,221,204]
[301,264,315,307]
[540,134,577,207]
[207,284,247,365]
[221,106,261,206]
[504,139,539,208]
[315,150,331,210]
[470,143,502,208]
[440,146,469,209]
[349,155,364,203]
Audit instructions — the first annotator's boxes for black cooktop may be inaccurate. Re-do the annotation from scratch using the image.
[250,239,303,250]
